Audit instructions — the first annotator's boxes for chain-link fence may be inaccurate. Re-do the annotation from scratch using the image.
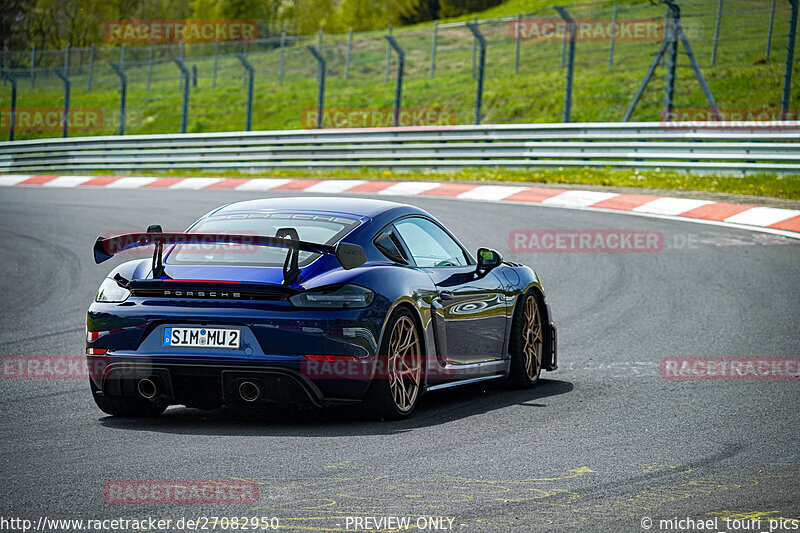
[0,0,797,140]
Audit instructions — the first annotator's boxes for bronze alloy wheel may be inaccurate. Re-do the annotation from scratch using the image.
[387,315,422,412]
[522,295,543,382]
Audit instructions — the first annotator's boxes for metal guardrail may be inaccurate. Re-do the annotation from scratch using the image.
[1,123,799,175]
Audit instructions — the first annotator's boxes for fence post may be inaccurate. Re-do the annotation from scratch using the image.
[30,46,35,89]
[466,21,486,125]
[235,53,254,131]
[1,48,6,87]
[664,8,678,117]
[471,16,478,79]
[110,62,127,135]
[766,0,777,59]
[608,2,618,69]
[307,45,326,129]
[0,70,16,141]
[560,23,567,68]
[120,43,126,72]
[515,14,522,74]
[241,40,248,87]
[279,32,286,85]
[711,0,723,65]
[146,44,154,91]
[172,58,190,133]
[212,40,219,88]
[430,20,438,78]
[316,29,323,83]
[64,44,70,78]
[53,67,70,138]
[782,0,798,120]
[344,28,352,81]
[192,64,198,87]
[385,35,405,127]
[87,44,95,91]
[385,24,393,82]
[555,6,576,122]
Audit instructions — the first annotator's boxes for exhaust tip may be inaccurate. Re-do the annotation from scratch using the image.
[137,378,158,400]
[238,381,262,403]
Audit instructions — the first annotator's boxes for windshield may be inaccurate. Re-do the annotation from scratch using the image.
[166,213,360,267]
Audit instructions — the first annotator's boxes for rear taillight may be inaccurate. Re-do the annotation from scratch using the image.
[290,284,374,309]
[95,277,131,303]
[86,348,107,355]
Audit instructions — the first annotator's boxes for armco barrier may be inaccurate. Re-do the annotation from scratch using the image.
[1,122,799,174]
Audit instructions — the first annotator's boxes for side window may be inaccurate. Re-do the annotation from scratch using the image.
[394,218,468,268]
[374,228,409,264]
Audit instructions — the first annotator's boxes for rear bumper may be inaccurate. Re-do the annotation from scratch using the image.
[86,300,386,360]
[88,356,373,407]
[86,299,390,406]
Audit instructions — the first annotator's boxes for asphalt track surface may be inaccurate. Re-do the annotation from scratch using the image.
[0,186,799,532]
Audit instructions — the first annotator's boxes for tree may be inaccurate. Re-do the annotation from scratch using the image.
[191,0,285,36]
[439,0,501,18]
[333,0,438,32]
[0,0,34,53]
[291,0,337,34]
[335,0,385,32]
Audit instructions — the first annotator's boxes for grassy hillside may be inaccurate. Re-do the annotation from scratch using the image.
[0,0,796,140]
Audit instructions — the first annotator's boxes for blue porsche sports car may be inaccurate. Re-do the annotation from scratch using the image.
[86,197,557,419]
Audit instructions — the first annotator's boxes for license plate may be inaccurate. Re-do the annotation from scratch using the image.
[163,327,240,349]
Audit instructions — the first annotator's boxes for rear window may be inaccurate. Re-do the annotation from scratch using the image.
[166,213,360,267]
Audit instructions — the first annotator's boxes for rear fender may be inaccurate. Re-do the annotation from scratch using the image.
[337,266,438,387]
[101,259,150,283]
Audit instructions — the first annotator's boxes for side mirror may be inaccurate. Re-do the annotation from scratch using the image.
[476,248,502,271]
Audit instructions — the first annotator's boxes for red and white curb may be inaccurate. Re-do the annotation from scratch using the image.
[1,174,799,238]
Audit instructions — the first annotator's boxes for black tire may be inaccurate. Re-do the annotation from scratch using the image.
[90,381,166,417]
[508,289,545,389]
[361,307,424,421]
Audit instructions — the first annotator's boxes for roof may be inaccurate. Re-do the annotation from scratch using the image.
[211,196,412,219]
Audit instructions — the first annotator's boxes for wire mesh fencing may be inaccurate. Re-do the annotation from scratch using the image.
[0,0,796,140]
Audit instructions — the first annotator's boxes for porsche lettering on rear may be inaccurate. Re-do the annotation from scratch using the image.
[163,290,241,298]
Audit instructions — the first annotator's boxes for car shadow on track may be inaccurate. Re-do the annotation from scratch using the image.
[98,379,573,436]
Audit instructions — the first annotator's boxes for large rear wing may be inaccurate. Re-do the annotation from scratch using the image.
[93,225,366,285]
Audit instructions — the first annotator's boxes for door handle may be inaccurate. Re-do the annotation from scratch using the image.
[439,291,454,301]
